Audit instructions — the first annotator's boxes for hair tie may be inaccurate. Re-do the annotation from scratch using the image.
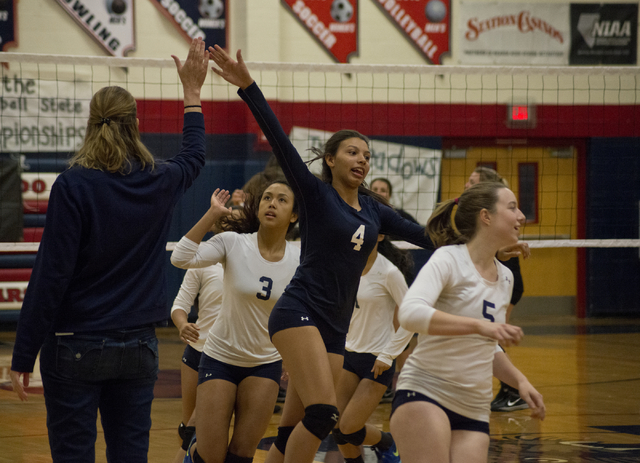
[100,117,111,126]
[454,197,459,205]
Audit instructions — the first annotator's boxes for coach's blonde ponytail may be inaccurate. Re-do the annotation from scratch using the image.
[71,86,155,173]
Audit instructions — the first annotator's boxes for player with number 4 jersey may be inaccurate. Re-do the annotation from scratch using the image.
[209,45,433,463]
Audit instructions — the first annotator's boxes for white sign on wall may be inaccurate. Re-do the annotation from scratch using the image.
[290,127,442,225]
[459,2,570,65]
[0,76,91,153]
[0,282,28,310]
[55,0,136,57]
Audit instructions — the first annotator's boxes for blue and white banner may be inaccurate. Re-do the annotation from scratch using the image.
[149,0,227,48]
[55,0,136,57]
[290,127,441,224]
[0,0,18,52]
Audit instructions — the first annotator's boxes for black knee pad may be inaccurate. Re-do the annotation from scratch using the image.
[341,426,367,446]
[274,426,295,455]
[224,452,253,463]
[178,422,186,440]
[181,426,196,451]
[332,428,347,446]
[302,404,339,440]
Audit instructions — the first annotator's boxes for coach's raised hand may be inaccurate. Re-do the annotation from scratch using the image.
[171,37,210,110]
[209,45,254,90]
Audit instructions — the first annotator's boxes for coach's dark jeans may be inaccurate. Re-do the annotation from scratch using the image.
[39,326,158,463]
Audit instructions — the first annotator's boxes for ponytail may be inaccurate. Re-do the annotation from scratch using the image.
[426,199,463,248]
[427,182,507,248]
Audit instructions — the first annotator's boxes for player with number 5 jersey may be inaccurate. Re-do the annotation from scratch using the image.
[390,182,546,463]
[171,183,300,463]
[209,45,433,463]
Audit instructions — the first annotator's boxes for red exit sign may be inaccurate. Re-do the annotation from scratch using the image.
[507,104,536,128]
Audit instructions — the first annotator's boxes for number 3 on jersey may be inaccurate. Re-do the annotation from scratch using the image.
[351,225,366,251]
[257,276,273,300]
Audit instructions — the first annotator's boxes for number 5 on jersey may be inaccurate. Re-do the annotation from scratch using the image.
[482,300,495,322]
[351,225,365,251]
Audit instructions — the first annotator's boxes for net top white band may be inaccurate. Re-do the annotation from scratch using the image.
[2,52,640,76]
[1,240,639,253]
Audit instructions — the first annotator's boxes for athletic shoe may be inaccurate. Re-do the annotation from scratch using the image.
[490,384,511,411]
[183,433,197,463]
[379,386,394,404]
[373,441,401,463]
[491,385,529,412]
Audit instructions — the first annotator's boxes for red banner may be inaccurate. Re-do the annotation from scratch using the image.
[372,0,450,64]
[282,0,358,63]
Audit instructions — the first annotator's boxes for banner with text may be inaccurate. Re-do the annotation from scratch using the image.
[0,74,92,153]
[459,1,569,65]
[149,0,227,47]
[55,0,136,57]
[290,127,441,224]
[570,3,637,65]
[282,0,358,63]
[372,0,450,65]
[0,0,17,52]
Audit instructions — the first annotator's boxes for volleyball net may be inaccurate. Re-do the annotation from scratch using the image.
[0,53,639,254]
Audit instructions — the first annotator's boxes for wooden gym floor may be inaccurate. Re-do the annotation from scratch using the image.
[1,315,639,463]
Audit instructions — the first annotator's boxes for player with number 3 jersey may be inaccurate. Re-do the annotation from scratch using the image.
[171,183,300,463]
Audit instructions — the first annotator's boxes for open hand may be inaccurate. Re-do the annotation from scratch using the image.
[209,45,254,90]
[210,188,232,218]
[171,37,210,100]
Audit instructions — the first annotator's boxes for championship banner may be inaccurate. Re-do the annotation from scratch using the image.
[570,3,637,65]
[282,0,358,63]
[0,73,92,153]
[149,0,227,48]
[290,127,441,224]
[371,0,450,65]
[55,0,136,57]
[0,0,18,53]
[459,2,569,65]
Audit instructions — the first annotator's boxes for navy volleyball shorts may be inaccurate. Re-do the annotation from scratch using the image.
[343,351,396,387]
[181,344,202,372]
[198,353,282,386]
[391,389,490,435]
[268,294,347,355]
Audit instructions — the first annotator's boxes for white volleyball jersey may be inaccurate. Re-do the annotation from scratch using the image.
[397,244,514,423]
[172,232,300,367]
[170,264,224,352]
[346,253,413,366]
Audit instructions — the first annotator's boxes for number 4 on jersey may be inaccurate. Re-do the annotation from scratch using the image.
[351,225,365,251]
